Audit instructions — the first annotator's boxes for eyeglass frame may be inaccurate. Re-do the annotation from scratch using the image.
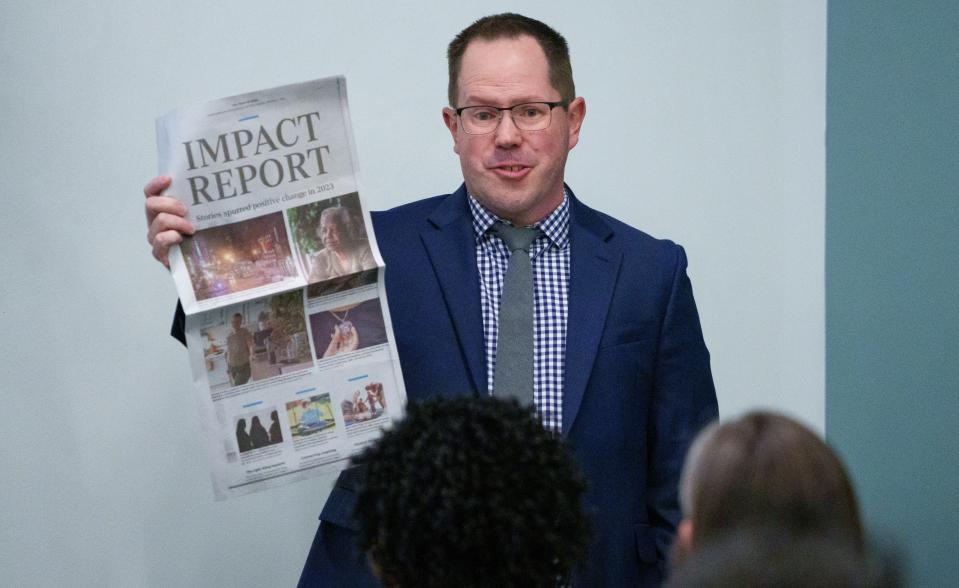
[451,101,569,135]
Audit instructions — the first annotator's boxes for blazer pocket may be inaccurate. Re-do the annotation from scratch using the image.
[634,523,659,564]
[599,320,658,350]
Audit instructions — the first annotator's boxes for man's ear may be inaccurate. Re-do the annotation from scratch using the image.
[442,107,461,155]
[565,97,586,151]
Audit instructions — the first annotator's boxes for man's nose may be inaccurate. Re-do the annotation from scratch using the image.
[494,111,522,147]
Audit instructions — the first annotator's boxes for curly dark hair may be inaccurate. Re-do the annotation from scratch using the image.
[353,396,590,588]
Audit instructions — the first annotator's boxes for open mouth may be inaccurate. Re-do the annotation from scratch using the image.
[491,164,531,178]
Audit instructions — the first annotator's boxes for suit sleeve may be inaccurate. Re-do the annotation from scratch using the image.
[647,245,718,561]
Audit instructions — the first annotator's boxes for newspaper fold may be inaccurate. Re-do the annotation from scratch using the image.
[156,77,406,500]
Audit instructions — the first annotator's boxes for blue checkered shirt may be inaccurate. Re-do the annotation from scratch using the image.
[468,192,570,433]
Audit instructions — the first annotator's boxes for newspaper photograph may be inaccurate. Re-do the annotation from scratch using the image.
[157,77,407,500]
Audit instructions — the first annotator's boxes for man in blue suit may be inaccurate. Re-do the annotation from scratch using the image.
[147,13,717,586]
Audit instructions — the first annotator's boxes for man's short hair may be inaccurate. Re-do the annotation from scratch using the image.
[447,13,575,106]
[354,396,590,588]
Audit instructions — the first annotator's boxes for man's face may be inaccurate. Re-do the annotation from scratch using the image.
[443,35,585,226]
[231,315,242,331]
[319,215,344,251]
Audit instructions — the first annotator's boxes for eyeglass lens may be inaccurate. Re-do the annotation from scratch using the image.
[461,103,552,134]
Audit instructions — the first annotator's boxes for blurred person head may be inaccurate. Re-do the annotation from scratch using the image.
[675,411,863,564]
[353,396,590,588]
[231,312,243,330]
[666,526,898,588]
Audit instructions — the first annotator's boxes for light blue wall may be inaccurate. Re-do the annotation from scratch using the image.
[826,2,959,586]
[0,2,826,585]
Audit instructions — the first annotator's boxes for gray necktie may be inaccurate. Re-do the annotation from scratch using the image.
[491,222,540,407]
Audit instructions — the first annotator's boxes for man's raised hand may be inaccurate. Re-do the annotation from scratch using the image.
[144,176,195,268]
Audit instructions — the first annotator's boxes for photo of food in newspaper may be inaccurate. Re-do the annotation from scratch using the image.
[309,298,388,360]
[181,212,297,302]
[200,291,313,391]
[288,193,376,284]
[286,394,336,438]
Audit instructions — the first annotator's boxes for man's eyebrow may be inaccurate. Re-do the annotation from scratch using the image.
[460,96,552,107]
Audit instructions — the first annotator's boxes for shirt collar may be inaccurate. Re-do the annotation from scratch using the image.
[467,190,570,250]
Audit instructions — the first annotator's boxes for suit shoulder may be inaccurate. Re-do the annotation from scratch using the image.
[578,200,683,257]
[372,194,448,225]
[369,194,450,249]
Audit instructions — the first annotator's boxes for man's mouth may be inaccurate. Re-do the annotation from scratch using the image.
[491,163,531,178]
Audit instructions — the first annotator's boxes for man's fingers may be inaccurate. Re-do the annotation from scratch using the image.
[152,229,185,268]
[143,176,189,270]
[147,211,195,244]
[144,175,171,198]
[152,246,170,268]
[145,195,188,225]
[154,229,184,249]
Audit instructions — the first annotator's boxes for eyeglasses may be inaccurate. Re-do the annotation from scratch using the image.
[453,101,568,135]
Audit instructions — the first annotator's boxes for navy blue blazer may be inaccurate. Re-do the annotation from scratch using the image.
[173,185,717,586]
[295,185,717,587]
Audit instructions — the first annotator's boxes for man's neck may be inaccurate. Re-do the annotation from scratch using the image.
[467,191,565,227]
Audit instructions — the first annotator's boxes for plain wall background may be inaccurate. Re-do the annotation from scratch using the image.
[827,2,959,585]
[0,1,825,585]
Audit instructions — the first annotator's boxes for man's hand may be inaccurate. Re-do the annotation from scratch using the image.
[144,176,195,268]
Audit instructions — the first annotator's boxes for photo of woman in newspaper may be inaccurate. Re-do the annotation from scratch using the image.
[287,193,376,284]
[180,212,297,301]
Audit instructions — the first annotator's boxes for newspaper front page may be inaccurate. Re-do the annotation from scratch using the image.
[156,77,406,500]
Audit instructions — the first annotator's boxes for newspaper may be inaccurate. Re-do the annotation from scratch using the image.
[156,77,406,500]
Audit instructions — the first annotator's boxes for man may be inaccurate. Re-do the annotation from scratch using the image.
[145,13,717,586]
[225,312,253,386]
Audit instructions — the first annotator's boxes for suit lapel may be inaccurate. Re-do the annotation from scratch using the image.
[563,194,621,437]
[419,187,487,395]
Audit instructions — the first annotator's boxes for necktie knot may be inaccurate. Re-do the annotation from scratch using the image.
[492,222,540,253]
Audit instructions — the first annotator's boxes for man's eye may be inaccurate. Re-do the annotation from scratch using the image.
[518,106,545,119]
[472,110,496,121]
